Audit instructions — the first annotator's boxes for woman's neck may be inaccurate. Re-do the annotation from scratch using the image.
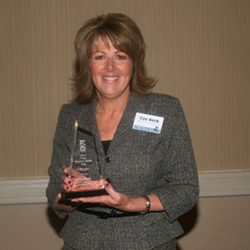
[96,92,130,140]
[96,92,130,116]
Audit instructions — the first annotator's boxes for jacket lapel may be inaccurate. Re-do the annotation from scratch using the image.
[110,92,146,150]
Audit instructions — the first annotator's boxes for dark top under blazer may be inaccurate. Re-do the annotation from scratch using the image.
[46,92,199,250]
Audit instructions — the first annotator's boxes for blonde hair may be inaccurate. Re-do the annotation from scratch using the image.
[72,13,157,104]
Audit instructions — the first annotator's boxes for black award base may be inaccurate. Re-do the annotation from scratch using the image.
[61,188,108,199]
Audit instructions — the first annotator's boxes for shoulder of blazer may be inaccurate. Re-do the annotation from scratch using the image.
[130,92,181,115]
[143,93,180,106]
[55,102,92,136]
[59,102,87,117]
[58,101,96,123]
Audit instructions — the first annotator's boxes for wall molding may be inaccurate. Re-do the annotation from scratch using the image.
[0,171,250,205]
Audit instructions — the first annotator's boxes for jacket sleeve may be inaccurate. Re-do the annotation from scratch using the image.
[46,105,72,219]
[151,98,199,223]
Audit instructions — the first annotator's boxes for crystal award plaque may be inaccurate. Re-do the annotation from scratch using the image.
[61,121,108,199]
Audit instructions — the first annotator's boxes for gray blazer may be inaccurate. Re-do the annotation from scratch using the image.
[46,92,199,250]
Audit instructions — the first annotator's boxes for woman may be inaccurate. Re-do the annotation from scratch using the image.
[46,13,199,250]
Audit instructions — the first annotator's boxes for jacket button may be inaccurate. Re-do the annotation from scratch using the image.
[105,157,111,163]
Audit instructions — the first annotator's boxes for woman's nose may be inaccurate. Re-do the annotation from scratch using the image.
[106,58,115,71]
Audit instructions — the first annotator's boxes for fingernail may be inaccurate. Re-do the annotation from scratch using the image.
[68,181,72,185]
[105,182,110,188]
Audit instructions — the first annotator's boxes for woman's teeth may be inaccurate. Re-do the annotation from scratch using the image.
[103,77,119,81]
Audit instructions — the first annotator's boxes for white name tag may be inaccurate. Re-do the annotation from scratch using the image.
[132,112,164,134]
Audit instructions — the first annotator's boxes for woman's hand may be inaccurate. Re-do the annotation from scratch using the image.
[71,181,135,212]
[71,180,165,213]
[57,168,165,213]
[53,167,90,212]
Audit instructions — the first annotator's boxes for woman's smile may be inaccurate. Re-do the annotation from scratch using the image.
[102,76,119,82]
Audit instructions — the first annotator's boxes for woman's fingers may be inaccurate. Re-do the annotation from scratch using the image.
[62,177,130,210]
[63,167,96,191]
[64,167,82,178]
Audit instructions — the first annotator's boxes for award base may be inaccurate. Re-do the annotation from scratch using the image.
[61,188,108,199]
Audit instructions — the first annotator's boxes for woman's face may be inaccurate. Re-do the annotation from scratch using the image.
[90,36,133,101]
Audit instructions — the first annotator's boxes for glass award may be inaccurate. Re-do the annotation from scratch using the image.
[61,121,108,199]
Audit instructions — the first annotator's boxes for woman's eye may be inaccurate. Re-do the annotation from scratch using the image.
[116,55,126,60]
[94,55,105,60]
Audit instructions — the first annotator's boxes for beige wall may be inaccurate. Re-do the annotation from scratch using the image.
[1,196,250,250]
[1,0,249,178]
